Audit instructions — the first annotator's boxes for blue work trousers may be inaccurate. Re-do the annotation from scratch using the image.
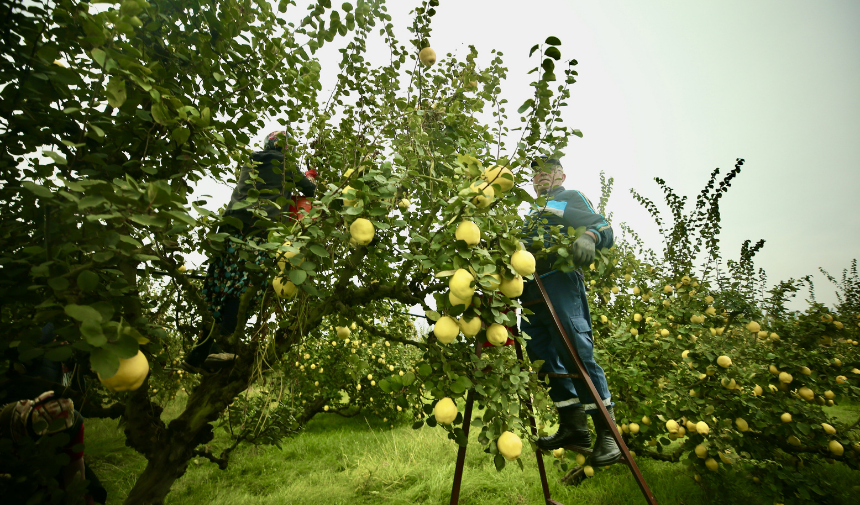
[521,270,612,413]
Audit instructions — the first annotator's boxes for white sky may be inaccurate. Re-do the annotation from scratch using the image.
[200,0,860,312]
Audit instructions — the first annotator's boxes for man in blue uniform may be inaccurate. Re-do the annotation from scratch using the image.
[520,157,620,467]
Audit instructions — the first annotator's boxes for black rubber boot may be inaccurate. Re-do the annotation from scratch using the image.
[536,405,591,451]
[590,406,622,467]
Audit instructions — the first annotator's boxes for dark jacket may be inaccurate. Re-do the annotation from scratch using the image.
[522,186,614,274]
[222,150,316,232]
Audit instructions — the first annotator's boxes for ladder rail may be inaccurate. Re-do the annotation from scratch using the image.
[450,342,559,505]
[514,340,553,503]
[532,274,659,505]
[448,273,660,505]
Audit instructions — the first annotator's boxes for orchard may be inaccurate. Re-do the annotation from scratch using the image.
[0,1,857,505]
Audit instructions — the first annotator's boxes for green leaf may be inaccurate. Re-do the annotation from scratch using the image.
[494,454,506,471]
[78,195,106,209]
[171,126,190,145]
[81,320,107,347]
[91,301,115,322]
[77,270,99,292]
[425,310,440,322]
[309,244,329,257]
[123,325,150,345]
[45,345,73,362]
[542,58,555,72]
[545,47,561,60]
[517,99,534,114]
[48,277,69,291]
[21,181,54,198]
[163,210,197,226]
[545,36,562,46]
[106,77,127,108]
[90,347,119,379]
[108,332,139,359]
[64,304,103,323]
[91,48,106,67]
[118,235,143,248]
[528,44,540,57]
[43,150,68,165]
[288,269,308,285]
[129,214,168,227]
[378,379,392,393]
[151,103,170,125]
[18,347,44,362]
[213,72,225,82]
[87,123,105,137]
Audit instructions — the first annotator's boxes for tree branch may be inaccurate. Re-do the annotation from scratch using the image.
[157,255,214,330]
[193,446,230,471]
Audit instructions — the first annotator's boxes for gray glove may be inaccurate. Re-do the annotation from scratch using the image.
[571,233,596,267]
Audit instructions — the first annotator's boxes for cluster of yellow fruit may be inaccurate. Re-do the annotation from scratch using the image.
[462,164,514,210]
[553,449,594,476]
[272,216,375,300]
[433,398,522,460]
[766,362,843,406]
[427,161,530,460]
[273,240,300,299]
[432,164,526,347]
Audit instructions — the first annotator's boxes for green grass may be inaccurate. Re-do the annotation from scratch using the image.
[84,397,859,505]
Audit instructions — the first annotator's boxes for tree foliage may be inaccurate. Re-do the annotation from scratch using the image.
[1,0,578,502]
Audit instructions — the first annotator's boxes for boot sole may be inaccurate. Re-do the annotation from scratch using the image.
[537,438,593,451]
[591,454,623,467]
[561,444,593,455]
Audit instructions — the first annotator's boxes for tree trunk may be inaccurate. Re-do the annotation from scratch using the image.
[121,358,254,505]
[122,455,186,505]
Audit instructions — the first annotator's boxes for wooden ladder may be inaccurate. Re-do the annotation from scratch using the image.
[449,274,659,505]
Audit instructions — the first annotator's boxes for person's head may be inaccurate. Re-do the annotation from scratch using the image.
[530,157,565,195]
[263,130,296,152]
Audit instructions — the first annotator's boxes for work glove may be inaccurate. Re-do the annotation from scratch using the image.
[571,233,596,267]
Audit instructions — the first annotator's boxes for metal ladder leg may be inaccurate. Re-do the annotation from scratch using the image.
[449,344,483,505]
[532,275,659,505]
[514,339,565,505]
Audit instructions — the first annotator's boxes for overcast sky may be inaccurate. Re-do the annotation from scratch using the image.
[203,1,860,312]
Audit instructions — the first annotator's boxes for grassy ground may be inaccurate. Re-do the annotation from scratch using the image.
[84,398,859,505]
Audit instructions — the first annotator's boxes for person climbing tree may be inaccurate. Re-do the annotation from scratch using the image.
[181,131,317,373]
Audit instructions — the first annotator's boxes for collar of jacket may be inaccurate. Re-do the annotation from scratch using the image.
[539,186,566,198]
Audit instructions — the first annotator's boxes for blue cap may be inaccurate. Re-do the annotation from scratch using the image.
[530,155,562,168]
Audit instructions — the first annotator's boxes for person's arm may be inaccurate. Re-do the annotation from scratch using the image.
[296,169,317,197]
[560,190,613,249]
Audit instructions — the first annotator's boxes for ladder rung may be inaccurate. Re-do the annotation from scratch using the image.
[560,445,628,463]
[562,444,592,455]
[538,372,582,379]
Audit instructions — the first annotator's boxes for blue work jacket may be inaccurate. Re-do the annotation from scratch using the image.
[521,186,614,275]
